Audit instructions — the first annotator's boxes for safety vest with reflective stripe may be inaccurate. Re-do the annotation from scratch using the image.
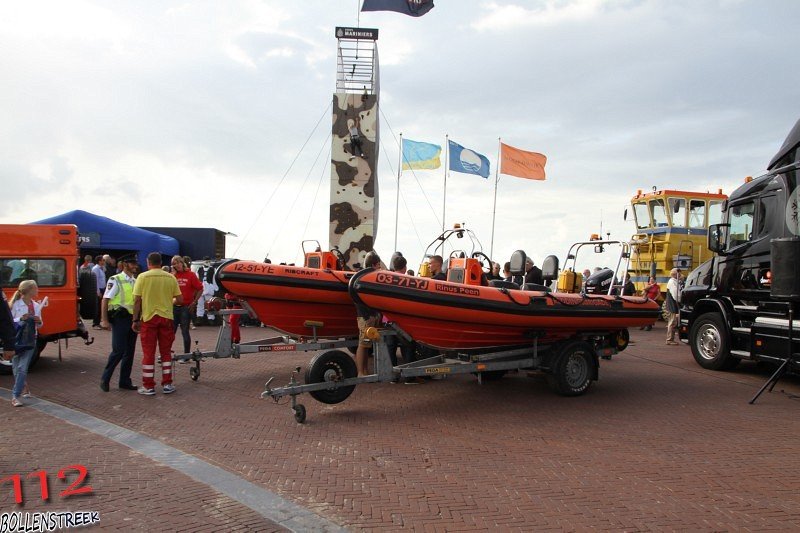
[109,273,135,314]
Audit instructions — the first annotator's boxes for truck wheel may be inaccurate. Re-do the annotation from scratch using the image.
[305,350,357,404]
[689,312,739,370]
[546,341,594,396]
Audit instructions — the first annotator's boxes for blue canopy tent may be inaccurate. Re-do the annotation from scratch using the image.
[31,210,179,264]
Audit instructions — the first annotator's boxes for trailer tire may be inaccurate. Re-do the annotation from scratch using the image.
[546,341,594,396]
[306,350,357,404]
[690,312,739,370]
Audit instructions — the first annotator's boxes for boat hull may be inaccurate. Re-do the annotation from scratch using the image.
[218,261,357,338]
[349,269,661,349]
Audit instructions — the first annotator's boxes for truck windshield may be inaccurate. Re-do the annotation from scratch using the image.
[669,198,686,228]
[632,202,650,229]
[650,199,669,228]
[1,258,67,288]
[688,200,706,229]
[727,201,755,249]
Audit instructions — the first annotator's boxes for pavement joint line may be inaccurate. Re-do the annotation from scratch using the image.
[0,388,346,533]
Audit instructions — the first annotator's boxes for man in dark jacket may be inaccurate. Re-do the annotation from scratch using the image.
[524,257,543,286]
[429,255,446,281]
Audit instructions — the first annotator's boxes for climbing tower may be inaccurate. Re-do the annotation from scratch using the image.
[330,27,380,268]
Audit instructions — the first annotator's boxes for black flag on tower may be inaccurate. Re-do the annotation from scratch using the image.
[361,0,434,17]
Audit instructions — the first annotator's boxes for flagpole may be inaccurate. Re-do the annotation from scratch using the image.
[490,138,501,260]
[395,133,403,252]
[442,134,448,232]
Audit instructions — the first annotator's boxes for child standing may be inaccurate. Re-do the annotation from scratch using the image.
[9,280,43,407]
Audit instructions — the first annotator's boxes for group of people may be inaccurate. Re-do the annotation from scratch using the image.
[1,252,216,406]
[99,253,207,396]
[353,251,424,384]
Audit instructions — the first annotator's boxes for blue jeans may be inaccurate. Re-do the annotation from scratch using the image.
[12,347,34,398]
[101,312,138,387]
[173,305,192,354]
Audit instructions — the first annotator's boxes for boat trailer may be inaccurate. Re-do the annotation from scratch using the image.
[262,325,623,424]
[173,306,359,382]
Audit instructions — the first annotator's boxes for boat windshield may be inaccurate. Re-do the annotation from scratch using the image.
[669,198,686,228]
[650,199,669,228]
[632,202,650,229]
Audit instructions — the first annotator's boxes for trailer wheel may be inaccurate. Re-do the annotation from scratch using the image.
[690,312,739,370]
[614,329,630,352]
[189,367,200,381]
[305,350,357,404]
[546,341,594,396]
[293,404,307,424]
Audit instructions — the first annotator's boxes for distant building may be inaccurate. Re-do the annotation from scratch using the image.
[140,227,227,260]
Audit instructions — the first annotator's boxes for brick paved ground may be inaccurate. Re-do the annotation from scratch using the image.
[2,321,799,531]
[0,405,287,531]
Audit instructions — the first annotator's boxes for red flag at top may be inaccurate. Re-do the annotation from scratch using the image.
[500,142,546,180]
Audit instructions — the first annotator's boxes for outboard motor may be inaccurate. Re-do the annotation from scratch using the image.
[585,268,614,295]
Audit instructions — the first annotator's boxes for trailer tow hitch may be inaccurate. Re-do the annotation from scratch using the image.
[262,367,307,423]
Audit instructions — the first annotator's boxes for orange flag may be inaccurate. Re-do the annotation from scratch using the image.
[500,142,547,180]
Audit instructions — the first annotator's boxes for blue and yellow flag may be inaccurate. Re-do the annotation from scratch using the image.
[402,139,442,171]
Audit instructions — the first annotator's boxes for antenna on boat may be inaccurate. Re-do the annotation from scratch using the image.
[599,208,603,240]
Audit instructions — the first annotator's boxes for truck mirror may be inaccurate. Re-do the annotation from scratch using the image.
[708,223,729,254]
[623,208,628,221]
[721,199,728,212]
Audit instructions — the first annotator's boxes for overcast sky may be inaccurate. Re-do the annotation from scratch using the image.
[1,1,797,270]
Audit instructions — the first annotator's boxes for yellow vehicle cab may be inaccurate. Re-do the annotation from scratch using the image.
[628,188,727,297]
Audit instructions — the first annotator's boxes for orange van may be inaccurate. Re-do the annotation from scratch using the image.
[0,224,91,370]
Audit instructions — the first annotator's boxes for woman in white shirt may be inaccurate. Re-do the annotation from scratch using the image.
[9,280,43,407]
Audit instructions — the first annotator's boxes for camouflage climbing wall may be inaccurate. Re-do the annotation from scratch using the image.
[330,93,379,269]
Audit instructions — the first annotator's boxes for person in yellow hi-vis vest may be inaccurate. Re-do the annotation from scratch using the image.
[100,256,139,392]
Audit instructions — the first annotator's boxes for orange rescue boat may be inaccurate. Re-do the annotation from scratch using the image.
[217,249,357,338]
[349,253,660,350]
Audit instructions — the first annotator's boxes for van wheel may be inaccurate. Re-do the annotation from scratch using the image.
[0,339,46,375]
[690,312,739,370]
[79,271,98,320]
[27,339,47,370]
[546,341,595,396]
